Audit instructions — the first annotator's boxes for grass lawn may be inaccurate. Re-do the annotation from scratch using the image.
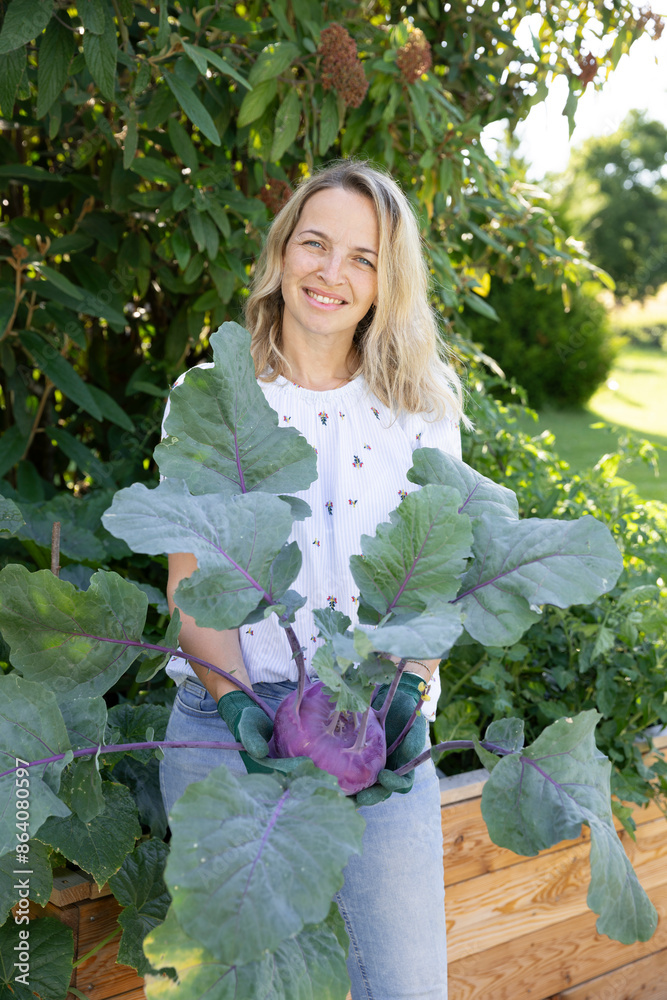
[515,347,667,504]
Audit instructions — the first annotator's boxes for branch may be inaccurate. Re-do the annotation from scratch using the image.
[376,658,407,728]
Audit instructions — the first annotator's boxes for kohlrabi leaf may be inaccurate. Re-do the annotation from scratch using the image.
[102,481,299,630]
[108,838,172,978]
[0,916,73,1000]
[0,495,23,536]
[58,697,108,824]
[313,608,352,640]
[455,513,624,646]
[0,566,148,698]
[164,762,364,967]
[311,643,392,713]
[350,485,472,618]
[0,839,52,924]
[407,448,519,519]
[481,711,658,944]
[484,717,525,753]
[154,322,318,496]
[360,607,463,660]
[36,779,141,886]
[143,903,350,1000]
[0,674,72,858]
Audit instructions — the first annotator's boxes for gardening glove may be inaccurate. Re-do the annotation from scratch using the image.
[355,673,428,807]
[217,691,311,778]
[216,690,275,776]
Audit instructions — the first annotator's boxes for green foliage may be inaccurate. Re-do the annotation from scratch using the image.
[438,380,667,812]
[551,111,667,301]
[464,277,618,408]
[0,0,656,594]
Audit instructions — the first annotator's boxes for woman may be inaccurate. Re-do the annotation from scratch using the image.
[159,160,466,999]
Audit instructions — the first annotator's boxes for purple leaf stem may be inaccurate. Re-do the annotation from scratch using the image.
[284,623,308,712]
[377,659,407,729]
[350,707,370,752]
[0,740,245,780]
[394,739,514,776]
[68,634,275,719]
[386,702,421,756]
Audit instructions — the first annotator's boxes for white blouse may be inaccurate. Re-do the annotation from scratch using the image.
[163,370,462,721]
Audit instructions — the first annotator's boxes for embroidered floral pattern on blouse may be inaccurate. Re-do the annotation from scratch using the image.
[415,432,422,442]
[246,627,254,635]
[398,489,408,501]
[325,501,333,515]
[371,407,380,419]
[318,411,328,425]
[327,595,338,610]
[339,411,345,419]
[313,539,321,546]
[311,634,318,643]
[352,455,363,468]
[351,595,359,604]
[282,416,290,423]
[348,499,358,507]
[363,443,371,450]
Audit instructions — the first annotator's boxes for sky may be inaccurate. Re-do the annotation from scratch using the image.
[481,7,667,181]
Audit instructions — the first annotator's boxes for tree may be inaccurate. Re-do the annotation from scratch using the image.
[550,110,667,300]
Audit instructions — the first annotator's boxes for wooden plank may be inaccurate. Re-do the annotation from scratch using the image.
[74,896,144,1000]
[100,990,147,1000]
[50,869,96,907]
[447,882,667,1000]
[439,769,489,805]
[442,796,665,887]
[548,946,667,1000]
[446,817,667,961]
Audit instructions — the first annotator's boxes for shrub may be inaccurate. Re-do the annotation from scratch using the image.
[464,278,618,408]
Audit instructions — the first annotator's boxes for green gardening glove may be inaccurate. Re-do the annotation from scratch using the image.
[355,673,428,807]
[216,690,275,775]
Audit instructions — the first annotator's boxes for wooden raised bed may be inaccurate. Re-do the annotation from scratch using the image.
[441,762,667,1000]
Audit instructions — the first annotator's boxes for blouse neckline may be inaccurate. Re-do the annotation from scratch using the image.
[266,373,367,402]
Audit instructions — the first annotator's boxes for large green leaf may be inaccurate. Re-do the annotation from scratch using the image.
[164,763,364,966]
[455,513,624,646]
[58,696,108,824]
[481,711,658,944]
[155,323,317,496]
[164,72,220,146]
[143,904,350,1000]
[36,780,141,886]
[105,703,171,765]
[350,484,472,618]
[0,839,52,924]
[36,14,74,118]
[102,481,300,630]
[0,0,52,53]
[407,448,519,519]
[0,566,148,698]
[359,608,463,659]
[108,839,172,977]
[0,674,71,858]
[13,491,114,563]
[0,916,73,1000]
[19,331,103,421]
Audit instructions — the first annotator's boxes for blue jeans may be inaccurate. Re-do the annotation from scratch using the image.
[159,677,448,1000]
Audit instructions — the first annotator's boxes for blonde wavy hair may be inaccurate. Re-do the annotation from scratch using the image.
[245,160,467,423]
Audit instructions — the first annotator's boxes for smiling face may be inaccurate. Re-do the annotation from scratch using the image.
[280,186,379,354]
